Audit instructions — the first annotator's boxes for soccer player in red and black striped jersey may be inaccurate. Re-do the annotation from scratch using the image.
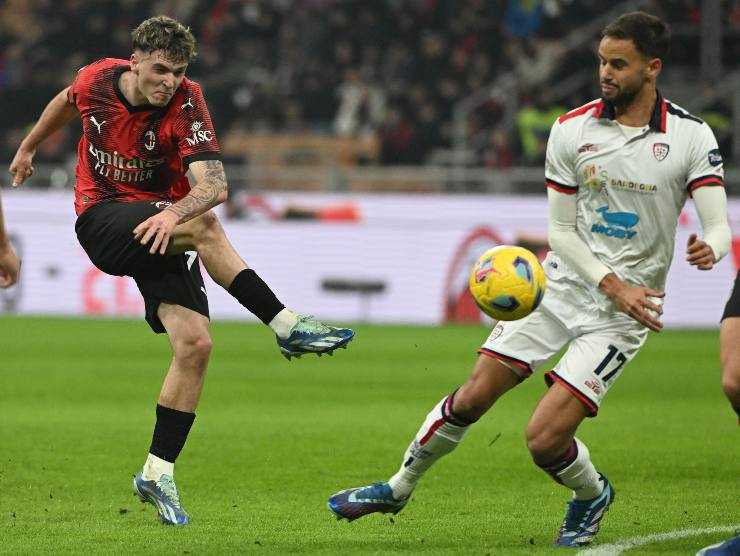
[9,15,353,526]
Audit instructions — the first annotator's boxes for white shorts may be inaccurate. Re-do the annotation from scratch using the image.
[480,261,648,416]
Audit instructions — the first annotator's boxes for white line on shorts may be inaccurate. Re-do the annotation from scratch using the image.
[577,525,739,555]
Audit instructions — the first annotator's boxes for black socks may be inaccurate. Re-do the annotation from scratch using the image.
[149,404,196,463]
[227,269,285,324]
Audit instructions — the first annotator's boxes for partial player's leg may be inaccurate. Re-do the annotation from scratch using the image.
[719,272,740,423]
[526,383,613,547]
[695,280,740,556]
[328,354,520,521]
[720,317,740,423]
[328,304,569,521]
[133,303,212,526]
[169,211,354,359]
[530,320,645,547]
[696,533,740,556]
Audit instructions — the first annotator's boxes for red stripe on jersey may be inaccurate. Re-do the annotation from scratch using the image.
[545,179,578,195]
[557,100,604,124]
[660,99,668,132]
[687,175,724,196]
[544,371,599,417]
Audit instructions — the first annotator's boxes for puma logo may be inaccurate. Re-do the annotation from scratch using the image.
[89,116,106,134]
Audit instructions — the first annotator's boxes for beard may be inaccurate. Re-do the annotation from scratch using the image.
[604,77,645,108]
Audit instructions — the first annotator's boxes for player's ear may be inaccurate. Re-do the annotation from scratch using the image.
[646,57,662,79]
[130,52,139,74]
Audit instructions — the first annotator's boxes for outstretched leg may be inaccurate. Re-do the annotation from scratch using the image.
[328,355,520,521]
[169,211,354,358]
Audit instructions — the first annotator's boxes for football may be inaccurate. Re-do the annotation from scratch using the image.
[468,246,546,321]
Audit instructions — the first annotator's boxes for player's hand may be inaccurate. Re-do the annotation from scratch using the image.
[0,240,21,287]
[599,273,664,332]
[686,233,715,271]
[9,147,36,187]
[133,209,180,255]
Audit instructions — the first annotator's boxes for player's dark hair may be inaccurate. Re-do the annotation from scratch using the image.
[602,11,670,61]
[132,15,197,63]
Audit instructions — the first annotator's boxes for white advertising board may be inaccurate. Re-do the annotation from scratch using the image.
[2,190,738,328]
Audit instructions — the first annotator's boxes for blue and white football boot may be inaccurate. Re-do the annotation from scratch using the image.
[133,472,190,526]
[696,534,740,556]
[327,482,408,521]
[554,474,615,547]
[277,314,354,360]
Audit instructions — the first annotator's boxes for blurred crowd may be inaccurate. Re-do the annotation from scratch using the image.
[1,0,738,171]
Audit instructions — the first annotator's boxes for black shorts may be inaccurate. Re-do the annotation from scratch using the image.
[722,270,740,321]
[75,201,209,333]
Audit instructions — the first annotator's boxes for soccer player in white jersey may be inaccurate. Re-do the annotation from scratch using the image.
[328,11,732,547]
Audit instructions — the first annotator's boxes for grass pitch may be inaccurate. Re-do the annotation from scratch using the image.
[1,317,737,554]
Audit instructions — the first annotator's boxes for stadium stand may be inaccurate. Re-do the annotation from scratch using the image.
[0,0,737,190]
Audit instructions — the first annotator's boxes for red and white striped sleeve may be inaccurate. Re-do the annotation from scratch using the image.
[545,119,578,194]
[686,122,724,196]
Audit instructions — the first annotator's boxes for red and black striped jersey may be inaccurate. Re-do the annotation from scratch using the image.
[67,58,221,215]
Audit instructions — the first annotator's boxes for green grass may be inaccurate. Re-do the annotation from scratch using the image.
[0,317,737,554]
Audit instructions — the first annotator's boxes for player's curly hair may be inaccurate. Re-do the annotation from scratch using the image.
[602,11,670,61]
[132,15,197,64]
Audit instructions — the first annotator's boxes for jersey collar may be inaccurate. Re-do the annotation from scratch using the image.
[112,65,167,113]
[599,89,668,133]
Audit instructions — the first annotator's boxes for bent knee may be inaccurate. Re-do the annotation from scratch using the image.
[197,210,219,230]
[187,211,222,243]
[173,332,213,368]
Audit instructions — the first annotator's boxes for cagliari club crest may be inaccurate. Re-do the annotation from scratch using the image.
[652,142,669,161]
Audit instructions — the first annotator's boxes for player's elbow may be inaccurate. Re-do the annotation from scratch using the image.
[216,187,228,205]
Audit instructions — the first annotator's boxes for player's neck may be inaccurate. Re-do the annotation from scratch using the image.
[118,70,150,107]
[613,86,657,127]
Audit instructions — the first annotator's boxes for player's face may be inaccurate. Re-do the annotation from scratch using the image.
[131,50,188,107]
[597,37,659,108]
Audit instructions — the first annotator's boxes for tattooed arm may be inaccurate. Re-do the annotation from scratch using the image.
[166,159,228,224]
[133,159,228,255]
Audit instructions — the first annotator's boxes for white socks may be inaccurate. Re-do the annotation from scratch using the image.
[269,308,299,339]
[142,453,174,481]
[553,438,604,500]
[388,396,471,500]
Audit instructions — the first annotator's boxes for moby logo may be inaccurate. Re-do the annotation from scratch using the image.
[591,206,639,239]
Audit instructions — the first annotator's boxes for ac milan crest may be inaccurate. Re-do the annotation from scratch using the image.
[652,142,669,161]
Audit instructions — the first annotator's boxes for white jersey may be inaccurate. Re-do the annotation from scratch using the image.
[545,92,724,291]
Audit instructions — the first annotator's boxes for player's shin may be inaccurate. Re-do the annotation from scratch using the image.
[388,393,475,499]
[227,269,295,335]
[539,437,603,500]
[142,404,196,480]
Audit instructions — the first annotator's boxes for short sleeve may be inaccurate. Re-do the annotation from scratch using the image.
[176,82,221,167]
[67,63,94,107]
[686,122,724,195]
[545,120,578,194]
